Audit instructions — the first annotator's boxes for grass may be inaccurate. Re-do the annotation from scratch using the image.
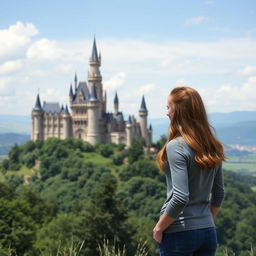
[223,152,256,175]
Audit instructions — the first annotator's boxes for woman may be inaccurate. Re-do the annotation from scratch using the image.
[153,87,225,256]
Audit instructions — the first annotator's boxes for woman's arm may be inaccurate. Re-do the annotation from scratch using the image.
[153,213,176,243]
[210,206,220,219]
[153,140,189,243]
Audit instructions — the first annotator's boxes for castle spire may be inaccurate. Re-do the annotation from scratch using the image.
[74,73,78,90]
[90,37,99,62]
[114,91,119,104]
[34,93,42,110]
[139,95,148,112]
[69,83,73,97]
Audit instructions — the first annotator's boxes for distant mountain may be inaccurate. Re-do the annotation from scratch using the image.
[0,133,30,156]
[149,111,256,145]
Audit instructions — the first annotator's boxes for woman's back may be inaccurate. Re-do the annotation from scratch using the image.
[160,136,224,233]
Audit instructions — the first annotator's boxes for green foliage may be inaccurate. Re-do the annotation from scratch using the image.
[4,174,23,190]
[111,153,124,166]
[128,138,144,164]
[0,139,255,255]
[152,134,167,150]
[96,144,114,157]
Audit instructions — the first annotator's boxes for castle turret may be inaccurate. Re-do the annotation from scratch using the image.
[139,95,149,145]
[63,104,70,139]
[87,84,100,145]
[125,115,132,147]
[88,38,103,101]
[32,93,43,140]
[74,73,78,91]
[114,91,119,115]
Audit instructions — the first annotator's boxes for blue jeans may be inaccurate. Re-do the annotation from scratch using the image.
[157,227,218,256]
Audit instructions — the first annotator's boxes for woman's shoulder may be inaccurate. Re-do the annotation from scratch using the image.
[166,136,192,156]
[167,136,186,148]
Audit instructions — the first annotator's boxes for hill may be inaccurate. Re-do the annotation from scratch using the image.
[0,138,255,255]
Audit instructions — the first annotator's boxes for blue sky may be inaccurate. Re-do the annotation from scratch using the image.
[1,0,256,118]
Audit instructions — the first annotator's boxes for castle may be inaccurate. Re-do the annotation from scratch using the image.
[31,38,152,146]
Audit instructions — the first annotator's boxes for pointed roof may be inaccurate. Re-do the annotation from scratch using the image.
[74,73,77,82]
[139,95,148,112]
[114,91,119,104]
[90,37,99,62]
[149,124,152,131]
[90,84,98,101]
[34,93,42,110]
[69,83,73,97]
[128,115,132,124]
[61,104,64,112]
[63,104,69,114]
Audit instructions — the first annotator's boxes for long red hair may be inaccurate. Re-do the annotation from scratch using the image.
[156,87,226,171]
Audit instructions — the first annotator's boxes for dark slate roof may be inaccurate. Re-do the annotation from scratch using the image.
[139,95,148,112]
[43,102,61,114]
[90,84,98,101]
[103,112,113,123]
[63,104,69,114]
[114,91,119,104]
[69,83,73,97]
[74,73,77,82]
[113,112,124,122]
[34,93,42,110]
[149,124,152,131]
[60,105,64,112]
[72,81,90,103]
[90,38,99,62]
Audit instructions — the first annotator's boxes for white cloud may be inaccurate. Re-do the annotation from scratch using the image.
[104,72,126,91]
[136,83,156,96]
[0,21,38,60]
[185,16,208,25]
[27,38,64,61]
[200,77,256,112]
[0,60,23,75]
[175,79,191,87]
[240,65,256,76]
[0,77,14,95]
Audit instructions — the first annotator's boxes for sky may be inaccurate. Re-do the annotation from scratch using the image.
[1,0,256,119]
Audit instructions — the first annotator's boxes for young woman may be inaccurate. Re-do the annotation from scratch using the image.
[153,87,225,256]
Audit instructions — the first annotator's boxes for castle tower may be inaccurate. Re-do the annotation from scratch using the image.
[32,93,43,140]
[125,115,132,147]
[88,38,102,99]
[62,104,70,139]
[87,84,100,145]
[114,91,119,115]
[139,95,149,145]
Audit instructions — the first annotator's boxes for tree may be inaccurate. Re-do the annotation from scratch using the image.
[128,138,144,164]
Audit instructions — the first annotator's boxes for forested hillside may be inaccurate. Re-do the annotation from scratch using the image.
[0,138,255,256]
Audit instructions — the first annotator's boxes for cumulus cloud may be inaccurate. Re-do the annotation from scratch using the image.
[185,16,208,25]
[0,60,23,75]
[104,72,126,91]
[0,21,38,60]
[240,65,256,76]
[136,83,156,96]
[27,38,64,61]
